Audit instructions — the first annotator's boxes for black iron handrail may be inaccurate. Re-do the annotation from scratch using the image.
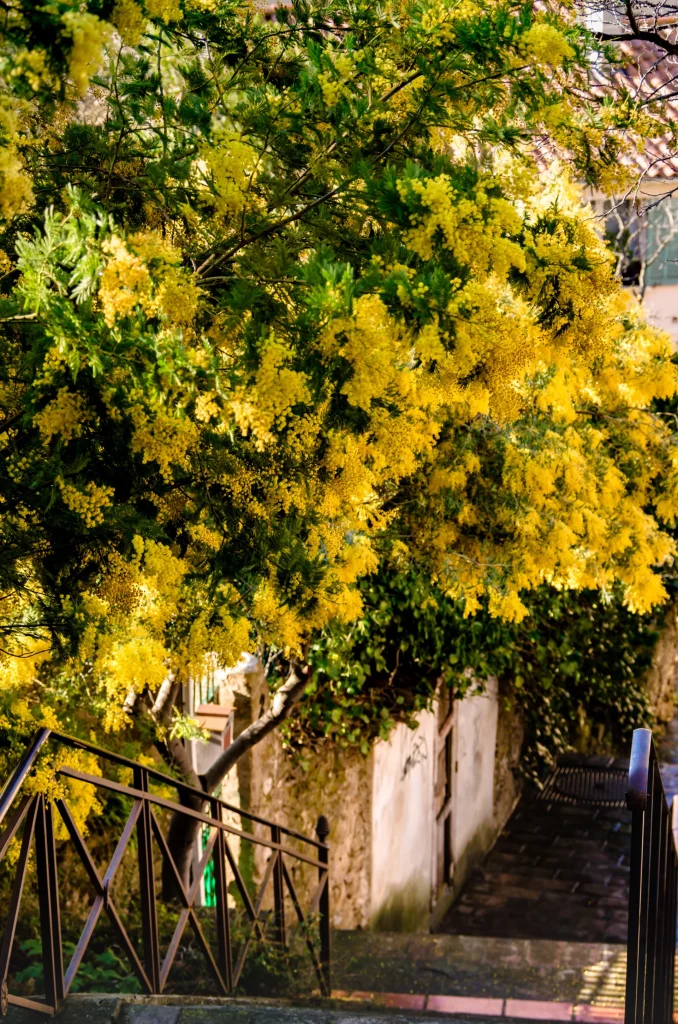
[625,727,677,1024]
[0,729,331,1017]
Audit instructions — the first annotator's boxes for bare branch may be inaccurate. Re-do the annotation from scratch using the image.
[203,661,309,792]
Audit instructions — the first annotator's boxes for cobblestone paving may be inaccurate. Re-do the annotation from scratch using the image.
[332,932,625,1005]
[438,757,632,944]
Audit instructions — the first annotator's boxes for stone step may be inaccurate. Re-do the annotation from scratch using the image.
[0,999,526,1024]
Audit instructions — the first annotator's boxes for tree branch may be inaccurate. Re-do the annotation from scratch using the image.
[203,660,309,792]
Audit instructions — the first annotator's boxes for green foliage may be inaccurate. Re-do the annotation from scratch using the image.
[285,570,659,775]
[15,939,142,994]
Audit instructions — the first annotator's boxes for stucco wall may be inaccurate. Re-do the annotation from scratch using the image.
[370,711,437,931]
[450,677,500,894]
[642,284,678,345]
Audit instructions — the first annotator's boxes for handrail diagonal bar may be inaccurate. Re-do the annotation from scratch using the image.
[158,907,190,992]
[231,850,279,989]
[103,801,143,891]
[63,897,104,994]
[308,872,329,919]
[222,838,266,940]
[153,812,222,992]
[0,796,32,864]
[55,799,150,995]
[48,732,324,850]
[280,859,326,995]
[104,900,152,994]
[6,993,54,1016]
[149,809,217,910]
[54,799,105,891]
[56,767,325,869]
[0,730,51,830]
[60,798,142,991]
[188,830,219,907]
[186,909,227,995]
[0,796,39,987]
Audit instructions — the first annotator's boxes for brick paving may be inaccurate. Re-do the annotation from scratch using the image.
[438,756,632,944]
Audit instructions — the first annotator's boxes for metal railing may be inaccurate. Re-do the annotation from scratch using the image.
[625,728,677,1024]
[0,729,331,1017]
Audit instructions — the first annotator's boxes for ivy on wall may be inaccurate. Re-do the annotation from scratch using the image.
[281,570,662,777]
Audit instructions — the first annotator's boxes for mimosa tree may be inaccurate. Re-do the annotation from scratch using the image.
[1,0,677,879]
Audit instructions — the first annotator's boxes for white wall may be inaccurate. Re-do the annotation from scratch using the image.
[370,710,437,931]
[643,284,678,345]
[451,677,499,887]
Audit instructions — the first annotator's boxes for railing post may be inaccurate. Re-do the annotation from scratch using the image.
[645,757,663,1019]
[315,815,331,997]
[669,797,678,1024]
[271,824,287,947]
[211,797,233,993]
[34,794,64,1009]
[625,727,678,1024]
[134,767,160,993]
[626,728,652,1024]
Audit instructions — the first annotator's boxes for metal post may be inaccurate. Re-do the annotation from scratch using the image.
[315,815,331,997]
[211,798,233,993]
[134,767,160,993]
[645,758,663,1020]
[271,824,287,947]
[34,795,64,1009]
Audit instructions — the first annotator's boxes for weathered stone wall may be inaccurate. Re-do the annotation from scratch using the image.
[643,600,678,727]
[493,678,525,828]
[218,657,372,930]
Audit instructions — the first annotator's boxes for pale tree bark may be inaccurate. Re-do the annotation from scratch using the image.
[156,661,310,896]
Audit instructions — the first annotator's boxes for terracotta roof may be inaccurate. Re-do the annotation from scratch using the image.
[195,703,233,732]
[589,35,678,180]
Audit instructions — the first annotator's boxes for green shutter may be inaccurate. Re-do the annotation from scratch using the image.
[646,199,678,285]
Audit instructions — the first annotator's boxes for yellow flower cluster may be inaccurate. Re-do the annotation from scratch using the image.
[100,236,151,326]
[523,22,575,67]
[58,478,114,527]
[230,334,310,448]
[0,105,33,221]
[398,174,525,274]
[131,403,198,481]
[10,49,54,92]
[146,0,183,23]
[61,10,111,96]
[318,51,355,107]
[202,131,258,220]
[34,388,88,444]
[99,233,201,330]
[0,144,33,220]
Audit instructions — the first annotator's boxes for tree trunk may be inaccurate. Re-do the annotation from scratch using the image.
[163,661,309,896]
[162,786,206,901]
